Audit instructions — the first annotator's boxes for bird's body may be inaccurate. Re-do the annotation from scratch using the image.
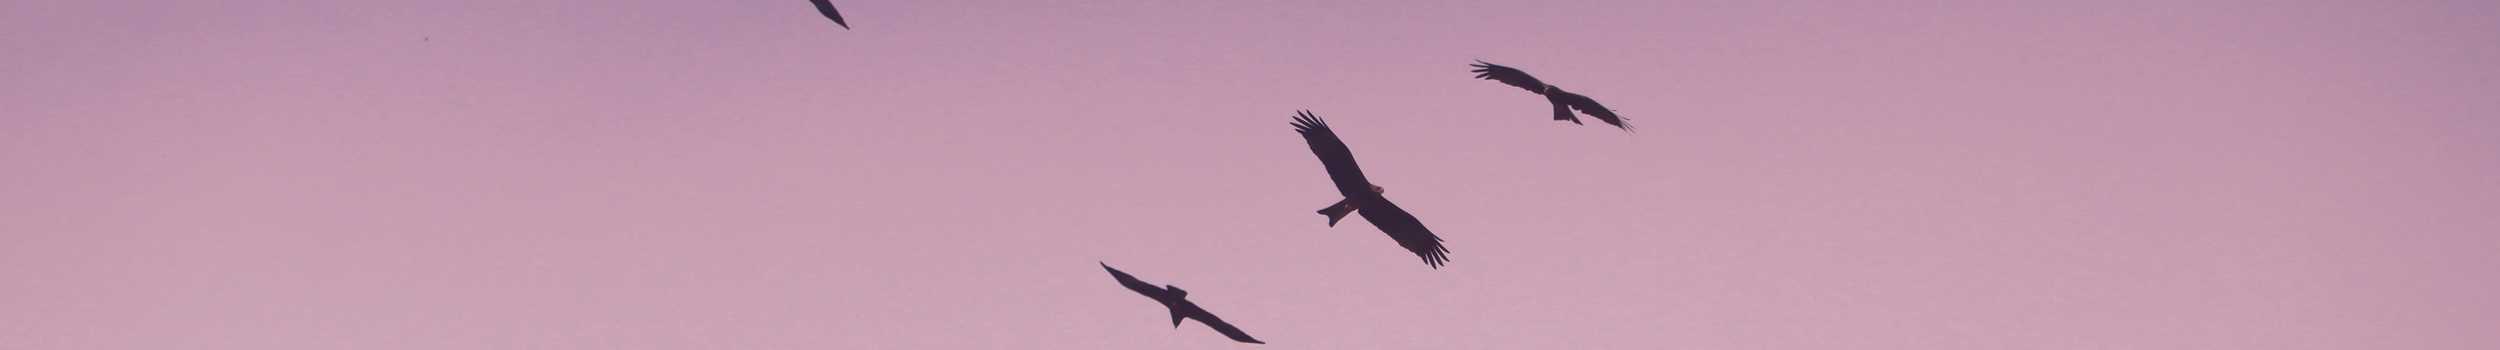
[1470,60,1631,131]
[807,0,849,29]
[1292,111,1453,269]
[1100,263,1265,344]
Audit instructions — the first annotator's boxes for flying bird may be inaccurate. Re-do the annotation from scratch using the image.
[807,0,849,29]
[1099,262,1265,344]
[1469,60,1631,131]
[1292,111,1452,269]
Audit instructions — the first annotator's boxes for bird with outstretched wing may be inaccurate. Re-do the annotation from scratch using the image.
[1100,262,1265,344]
[1470,60,1631,131]
[1292,111,1452,269]
[807,0,849,29]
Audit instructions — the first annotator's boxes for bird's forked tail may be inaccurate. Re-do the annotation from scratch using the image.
[1169,309,1187,328]
[1548,96,1583,125]
[1316,198,1358,227]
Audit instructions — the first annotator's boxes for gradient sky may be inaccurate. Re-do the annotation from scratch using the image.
[6,1,2499,349]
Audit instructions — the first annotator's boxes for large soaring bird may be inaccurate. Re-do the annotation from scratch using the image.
[1099,262,1266,344]
[807,0,849,29]
[1292,111,1453,269]
[1469,60,1631,131]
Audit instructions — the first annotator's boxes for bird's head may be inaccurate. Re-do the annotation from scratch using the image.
[1165,285,1188,298]
[1369,184,1386,195]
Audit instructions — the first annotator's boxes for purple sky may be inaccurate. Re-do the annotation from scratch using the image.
[5,1,2498,349]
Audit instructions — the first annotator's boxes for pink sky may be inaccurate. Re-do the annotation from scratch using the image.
[5,1,2498,348]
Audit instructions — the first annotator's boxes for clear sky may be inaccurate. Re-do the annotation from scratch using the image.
[5,1,2497,349]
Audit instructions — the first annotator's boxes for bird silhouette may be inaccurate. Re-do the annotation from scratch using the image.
[1100,262,1265,344]
[1470,60,1631,131]
[1292,111,1453,269]
[807,0,849,29]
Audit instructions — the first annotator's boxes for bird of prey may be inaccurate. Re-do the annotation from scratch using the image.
[807,0,849,29]
[1469,60,1631,131]
[1099,262,1265,344]
[1292,111,1452,269]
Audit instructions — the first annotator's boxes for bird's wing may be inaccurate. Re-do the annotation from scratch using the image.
[1553,91,1631,131]
[1185,308,1266,344]
[1100,262,1164,297]
[1355,200,1452,268]
[1292,111,1374,198]
[808,0,849,29]
[1470,60,1548,94]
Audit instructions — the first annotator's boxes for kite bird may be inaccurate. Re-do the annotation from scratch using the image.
[1099,262,1266,344]
[1292,111,1453,269]
[1469,60,1631,131]
[807,0,849,29]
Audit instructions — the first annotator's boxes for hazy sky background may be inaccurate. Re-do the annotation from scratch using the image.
[5,1,2497,348]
